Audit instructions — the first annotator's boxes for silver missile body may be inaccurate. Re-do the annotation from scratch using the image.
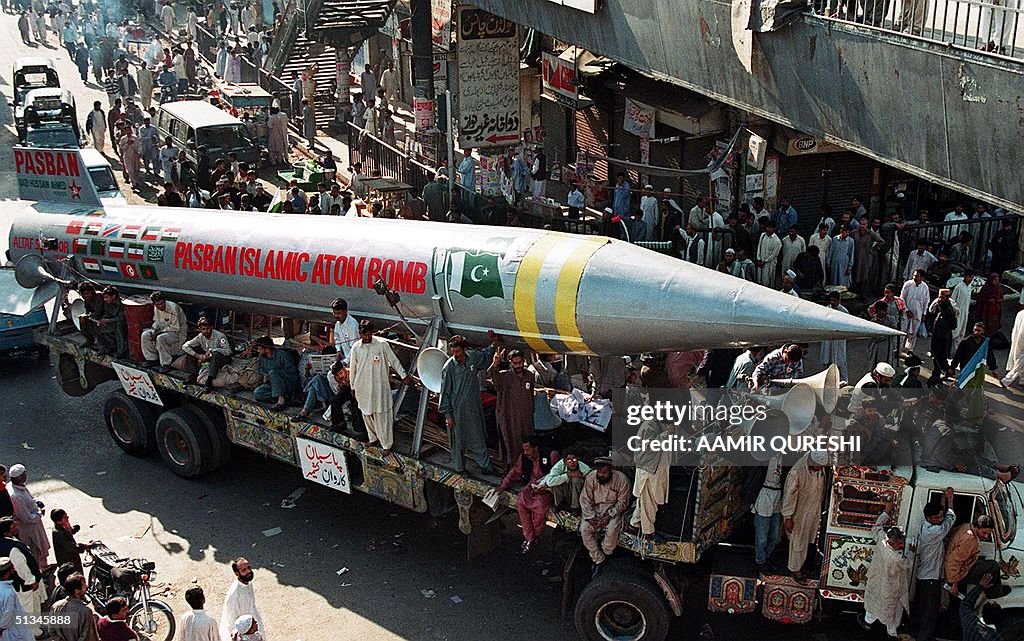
[8,202,901,354]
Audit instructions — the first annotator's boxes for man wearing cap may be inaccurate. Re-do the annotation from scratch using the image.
[0,556,28,641]
[220,558,264,641]
[781,450,827,581]
[858,500,912,637]
[780,271,799,297]
[627,418,674,540]
[141,292,187,372]
[897,354,926,388]
[578,457,630,571]
[6,467,48,571]
[348,319,412,455]
[231,615,261,641]
[0,519,41,640]
[849,362,895,414]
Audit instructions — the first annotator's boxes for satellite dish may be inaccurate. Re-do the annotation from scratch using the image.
[70,299,86,331]
[15,254,68,289]
[416,347,449,393]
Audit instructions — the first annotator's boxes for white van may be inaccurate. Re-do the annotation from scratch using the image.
[79,148,127,207]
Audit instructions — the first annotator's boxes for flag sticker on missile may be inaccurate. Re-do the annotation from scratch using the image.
[101,224,121,238]
[81,257,100,272]
[72,238,88,254]
[140,264,158,280]
[121,225,141,239]
[141,226,160,241]
[146,245,164,263]
[108,241,125,259]
[89,239,106,256]
[65,220,84,235]
[127,244,145,261]
[446,251,503,300]
[120,263,139,279]
[160,228,181,242]
[85,221,104,235]
[101,260,119,275]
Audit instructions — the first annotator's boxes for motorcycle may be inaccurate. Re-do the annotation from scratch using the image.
[85,543,176,641]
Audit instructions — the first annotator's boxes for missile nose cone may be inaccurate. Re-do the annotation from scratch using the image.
[575,242,902,354]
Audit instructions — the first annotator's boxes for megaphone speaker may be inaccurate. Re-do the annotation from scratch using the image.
[416,347,449,393]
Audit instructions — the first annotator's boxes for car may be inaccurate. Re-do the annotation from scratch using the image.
[18,88,79,143]
[0,268,49,358]
[79,148,128,206]
[23,122,82,149]
[12,57,59,132]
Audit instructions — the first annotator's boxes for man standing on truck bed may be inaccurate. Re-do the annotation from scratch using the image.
[330,298,359,363]
[348,319,411,456]
[486,348,536,466]
[914,488,955,641]
[781,450,827,582]
[440,335,499,476]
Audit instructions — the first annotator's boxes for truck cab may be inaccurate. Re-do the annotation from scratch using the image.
[822,466,1024,631]
[12,57,60,133]
[78,148,128,206]
[19,88,80,147]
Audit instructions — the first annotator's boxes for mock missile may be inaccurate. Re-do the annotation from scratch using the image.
[5,147,901,354]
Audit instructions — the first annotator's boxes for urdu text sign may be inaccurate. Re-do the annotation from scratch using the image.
[457,8,520,148]
[298,438,352,494]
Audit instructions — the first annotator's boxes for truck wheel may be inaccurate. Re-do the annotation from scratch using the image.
[104,391,158,456]
[58,353,93,396]
[998,612,1024,641]
[574,568,671,641]
[185,402,232,472]
[156,407,214,479]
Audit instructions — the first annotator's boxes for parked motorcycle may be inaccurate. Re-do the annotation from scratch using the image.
[85,543,176,641]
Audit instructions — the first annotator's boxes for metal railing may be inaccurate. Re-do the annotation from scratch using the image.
[346,122,435,195]
[810,0,1024,59]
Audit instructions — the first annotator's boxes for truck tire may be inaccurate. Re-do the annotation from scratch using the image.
[185,402,232,472]
[574,568,671,641]
[998,612,1024,641]
[104,391,158,456]
[156,407,215,479]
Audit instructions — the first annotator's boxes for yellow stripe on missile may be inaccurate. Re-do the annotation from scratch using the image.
[513,234,561,353]
[554,237,605,354]
[513,233,607,354]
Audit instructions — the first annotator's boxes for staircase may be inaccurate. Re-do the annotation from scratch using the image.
[267,0,398,127]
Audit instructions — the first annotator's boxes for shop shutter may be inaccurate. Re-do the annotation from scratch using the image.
[574,104,610,183]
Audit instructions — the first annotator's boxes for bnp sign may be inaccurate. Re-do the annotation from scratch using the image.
[544,0,597,13]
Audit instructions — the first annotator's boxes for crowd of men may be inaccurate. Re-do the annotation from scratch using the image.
[0,464,269,641]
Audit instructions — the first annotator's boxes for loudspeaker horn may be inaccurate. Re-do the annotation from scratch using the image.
[416,347,449,393]
[736,409,791,461]
[15,254,70,289]
[771,363,840,413]
[70,299,87,331]
[749,383,818,435]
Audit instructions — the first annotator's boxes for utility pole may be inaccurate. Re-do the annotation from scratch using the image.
[410,0,435,100]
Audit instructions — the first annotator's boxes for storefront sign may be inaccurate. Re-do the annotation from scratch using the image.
[298,438,351,494]
[414,98,435,131]
[623,98,655,138]
[457,8,520,148]
[542,51,578,104]
[431,0,452,48]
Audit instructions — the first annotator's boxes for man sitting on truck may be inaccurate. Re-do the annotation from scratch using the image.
[252,337,300,411]
[945,514,1008,599]
[491,436,560,554]
[141,292,187,372]
[535,450,591,511]
[577,457,630,573]
[182,318,233,391]
[95,286,128,358]
[75,282,104,347]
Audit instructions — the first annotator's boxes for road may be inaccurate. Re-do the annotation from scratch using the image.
[0,10,1020,641]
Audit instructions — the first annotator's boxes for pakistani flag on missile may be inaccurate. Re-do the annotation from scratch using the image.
[446,250,503,304]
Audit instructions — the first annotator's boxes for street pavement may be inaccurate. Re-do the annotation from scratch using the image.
[0,11,1021,641]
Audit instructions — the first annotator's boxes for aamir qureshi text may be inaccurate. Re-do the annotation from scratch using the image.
[625,434,862,455]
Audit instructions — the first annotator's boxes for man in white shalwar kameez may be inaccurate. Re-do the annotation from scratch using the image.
[220,558,264,641]
[639,187,660,242]
[0,557,29,641]
[820,292,849,383]
[781,450,827,581]
[348,319,410,454]
[628,420,673,537]
[859,507,912,637]
[780,227,806,276]
[809,224,831,280]
[7,466,48,570]
[1002,307,1024,387]
[756,221,783,289]
[900,270,932,353]
[950,271,976,351]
